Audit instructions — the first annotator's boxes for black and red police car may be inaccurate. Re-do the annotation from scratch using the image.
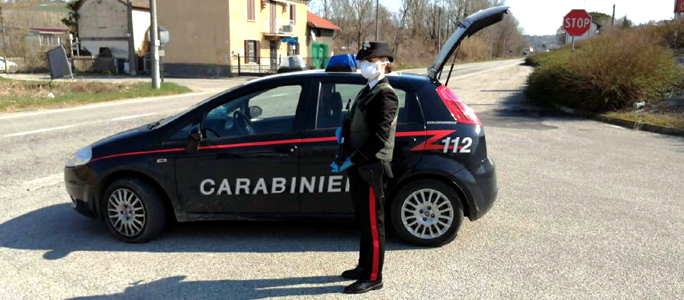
[64,6,508,246]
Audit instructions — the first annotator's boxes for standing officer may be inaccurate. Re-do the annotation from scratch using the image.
[331,41,398,294]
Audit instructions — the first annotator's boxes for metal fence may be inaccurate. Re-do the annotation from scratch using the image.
[234,54,330,76]
[0,55,126,74]
[1,56,48,73]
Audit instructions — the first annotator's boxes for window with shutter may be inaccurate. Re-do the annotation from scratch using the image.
[247,0,255,21]
[246,40,257,63]
[290,4,296,25]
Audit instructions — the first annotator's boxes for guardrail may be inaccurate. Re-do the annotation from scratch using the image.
[233,54,330,76]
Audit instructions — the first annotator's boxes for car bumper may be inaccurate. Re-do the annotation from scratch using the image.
[64,165,98,219]
[454,156,498,220]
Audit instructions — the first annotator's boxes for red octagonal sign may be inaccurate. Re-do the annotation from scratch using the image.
[563,9,592,37]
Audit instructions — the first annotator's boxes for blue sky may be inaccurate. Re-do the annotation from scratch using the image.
[311,0,677,36]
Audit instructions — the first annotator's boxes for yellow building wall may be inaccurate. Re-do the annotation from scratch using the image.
[228,0,308,66]
[157,0,230,65]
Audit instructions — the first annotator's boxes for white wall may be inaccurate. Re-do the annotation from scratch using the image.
[131,9,150,55]
[78,0,148,60]
[565,22,600,44]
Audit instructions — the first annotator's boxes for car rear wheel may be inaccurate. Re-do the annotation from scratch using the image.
[391,179,464,247]
[103,178,166,243]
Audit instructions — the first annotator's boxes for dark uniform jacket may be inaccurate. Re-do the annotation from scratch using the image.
[346,77,399,166]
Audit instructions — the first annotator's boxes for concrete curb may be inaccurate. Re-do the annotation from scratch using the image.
[552,104,684,138]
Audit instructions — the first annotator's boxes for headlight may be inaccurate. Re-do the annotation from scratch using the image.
[66,146,92,167]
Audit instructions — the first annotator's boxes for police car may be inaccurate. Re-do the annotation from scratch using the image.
[65,7,508,246]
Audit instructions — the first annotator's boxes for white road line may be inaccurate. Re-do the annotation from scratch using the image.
[267,93,288,98]
[6,125,75,137]
[449,62,522,80]
[0,91,208,121]
[4,108,185,138]
[21,173,64,191]
[111,113,156,121]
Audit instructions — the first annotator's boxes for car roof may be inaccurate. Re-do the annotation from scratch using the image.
[249,69,433,86]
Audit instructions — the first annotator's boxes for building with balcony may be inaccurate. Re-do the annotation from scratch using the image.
[157,0,309,77]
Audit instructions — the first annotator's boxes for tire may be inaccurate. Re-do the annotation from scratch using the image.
[102,178,166,243]
[390,179,464,247]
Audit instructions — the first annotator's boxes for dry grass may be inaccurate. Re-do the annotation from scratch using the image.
[526,27,681,113]
[606,111,684,130]
[393,36,497,70]
[0,78,191,112]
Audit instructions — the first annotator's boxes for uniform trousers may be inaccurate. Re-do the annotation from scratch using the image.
[348,162,389,282]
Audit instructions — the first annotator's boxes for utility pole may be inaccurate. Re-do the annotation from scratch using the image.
[611,4,616,27]
[437,7,441,52]
[0,4,8,75]
[375,0,379,41]
[127,0,137,75]
[149,0,160,89]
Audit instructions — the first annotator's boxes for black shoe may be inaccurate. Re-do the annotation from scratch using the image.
[343,280,383,294]
[341,267,364,280]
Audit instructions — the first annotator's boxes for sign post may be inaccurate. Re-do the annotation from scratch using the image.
[563,9,592,51]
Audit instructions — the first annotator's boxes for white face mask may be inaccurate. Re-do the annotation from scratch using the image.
[360,60,387,80]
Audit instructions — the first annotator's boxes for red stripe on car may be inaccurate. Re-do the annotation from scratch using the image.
[90,131,457,162]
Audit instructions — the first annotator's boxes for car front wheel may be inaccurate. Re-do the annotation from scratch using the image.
[103,178,166,243]
[391,179,464,247]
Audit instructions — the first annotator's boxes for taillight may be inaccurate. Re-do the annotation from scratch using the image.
[436,85,482,126]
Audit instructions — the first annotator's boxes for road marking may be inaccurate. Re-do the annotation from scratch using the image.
[21,173,63,191]
[449,62,522,80]
[0,91,207,121]
[5,125,75,137]
[4,108,186,138]
[111,113,156,121]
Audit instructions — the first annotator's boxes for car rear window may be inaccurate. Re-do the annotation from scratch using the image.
[316,82,417,129]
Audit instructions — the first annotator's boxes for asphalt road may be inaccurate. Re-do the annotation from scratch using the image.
[1,59,683,299]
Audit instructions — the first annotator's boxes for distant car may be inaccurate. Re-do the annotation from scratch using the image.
[0,57,17,71]
[64,6,509,246]
[277,55,307,73]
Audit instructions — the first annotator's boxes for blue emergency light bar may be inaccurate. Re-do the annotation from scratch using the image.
[325,54,359,72]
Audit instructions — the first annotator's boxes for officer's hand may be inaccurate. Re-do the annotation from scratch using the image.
[330,157,352,173]
[335,127,343,144]
[330,160,341,173]
[338,157,353,172]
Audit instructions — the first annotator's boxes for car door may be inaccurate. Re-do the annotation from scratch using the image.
[298,76,426,214]
[174,79,311,214]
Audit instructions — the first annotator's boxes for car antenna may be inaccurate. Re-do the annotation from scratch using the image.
[444,46,461,87]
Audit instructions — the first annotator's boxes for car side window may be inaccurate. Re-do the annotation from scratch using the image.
[316,83,408,129]
[202,85,303,139]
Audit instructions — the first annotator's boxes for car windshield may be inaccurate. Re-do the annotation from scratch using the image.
[154,85,244,128]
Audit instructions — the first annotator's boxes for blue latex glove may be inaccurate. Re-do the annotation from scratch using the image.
[335,127,344,144]
[330,157,353,173]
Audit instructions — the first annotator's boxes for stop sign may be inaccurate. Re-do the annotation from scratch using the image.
[563,9,592,36]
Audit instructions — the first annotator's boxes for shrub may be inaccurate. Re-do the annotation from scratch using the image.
[457,36,489,62]
[654,18,684,49]
[526,28,681,113]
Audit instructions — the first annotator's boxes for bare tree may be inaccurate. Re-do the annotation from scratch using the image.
[389,0,412,53]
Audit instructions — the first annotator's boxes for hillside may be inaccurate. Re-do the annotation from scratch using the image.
[524,35,560,50]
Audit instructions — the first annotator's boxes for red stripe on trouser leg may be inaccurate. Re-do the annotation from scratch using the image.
[369,187,380,281]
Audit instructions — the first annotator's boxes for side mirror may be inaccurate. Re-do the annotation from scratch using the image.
[186,124,202,153]
[248,106,262,119]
